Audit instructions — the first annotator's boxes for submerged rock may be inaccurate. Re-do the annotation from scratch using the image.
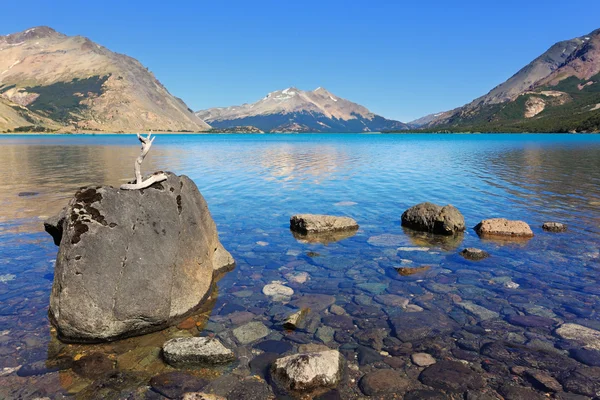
[359,369,411,396]
[263,282,294,300]
[150,371,209,399]
[411,352,436,367]
[460,248,490,261]
[555,323,600,350]
[474,218,534,238]
[44,173,234,342]
[419,361,485,392]
[232,321,271,344]
[401,202,465,235]
[162,337,235,367]
[290,214,358,234]
[543,222,567,232]
[271,350,344,392]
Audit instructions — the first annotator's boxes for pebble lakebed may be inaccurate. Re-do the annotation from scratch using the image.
[1,134,600,399]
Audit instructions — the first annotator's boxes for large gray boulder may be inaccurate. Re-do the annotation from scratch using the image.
[45,172,234,342]
[401,202,465,235]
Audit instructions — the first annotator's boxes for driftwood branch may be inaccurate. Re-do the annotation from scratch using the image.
[120,132,168,190]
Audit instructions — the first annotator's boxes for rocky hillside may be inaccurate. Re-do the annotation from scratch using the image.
[0,27,210,132]
[197,87,408,133]
[414,28,600,132]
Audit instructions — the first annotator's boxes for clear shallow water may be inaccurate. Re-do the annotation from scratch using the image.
[1,133,600,399]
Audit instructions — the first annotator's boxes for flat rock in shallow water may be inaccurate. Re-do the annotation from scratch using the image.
[506,314,556,328]
[390,311,459,342]
[45,173,234,342]
[150,371,209,399]
[271,350,344,392]
[411,352,436,367]
[457,301,500,321]
[290,214,358,234]
[555,323,600,350]
[162,337,235,367]
[232,321,271,344]
[359,369,411,396]
[474,218,534,238]
[419,361,485,392]
[460,248,490,261]
[401,202,465,235]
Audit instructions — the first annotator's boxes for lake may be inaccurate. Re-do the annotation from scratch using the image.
[1,133,600,399]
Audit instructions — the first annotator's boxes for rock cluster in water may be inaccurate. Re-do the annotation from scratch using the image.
[44,172,234,342]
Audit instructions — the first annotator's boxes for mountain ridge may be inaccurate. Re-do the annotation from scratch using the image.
[0,26,210,133]
[197,87,409,133]
[410,28,600,132]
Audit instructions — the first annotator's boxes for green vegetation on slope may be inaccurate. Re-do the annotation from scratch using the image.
[397,73,600,133]
[26,75,109,123]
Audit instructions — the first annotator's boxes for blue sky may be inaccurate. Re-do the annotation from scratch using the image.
[2,0,599,122]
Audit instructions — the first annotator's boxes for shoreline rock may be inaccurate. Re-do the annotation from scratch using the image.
[401,202,465,235]
[45,172,234,343]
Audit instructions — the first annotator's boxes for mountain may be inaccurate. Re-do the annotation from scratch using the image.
[0,26,210,132]
[196,87,408,133]
[417,28,600,133]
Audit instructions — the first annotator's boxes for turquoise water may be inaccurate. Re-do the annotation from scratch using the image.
[1,133,600,398]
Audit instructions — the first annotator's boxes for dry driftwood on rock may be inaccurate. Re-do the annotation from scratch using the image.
[120,132,167,190]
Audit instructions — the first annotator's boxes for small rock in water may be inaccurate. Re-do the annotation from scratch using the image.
[457,301,499,321]
[419,361,485,392]
[0,274,16,283]
[271,350,344,392]
[397,246,430,252]
[183,393,226,400]
[524,370,562,392]
[263,282,294,300]
[162,337,235,367]
[329,304,346,315]
[460,248,490,261]
[411,353,436,367]
[401,202,466,235]
[150,372,209,399]
[72,353,115,379]
[542,222,567,232]
[285,271,310,284]
[474,218,534,238]
[290,214,358,234]
[374,294,409,308]
[18,191,39,197]
[396,265,431,276]
[555,323,600,350]
[233,321,271,344]
[283,308,309,330]
[316,326,335,343]
[359,369,411,396]
[504,281,519,289]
